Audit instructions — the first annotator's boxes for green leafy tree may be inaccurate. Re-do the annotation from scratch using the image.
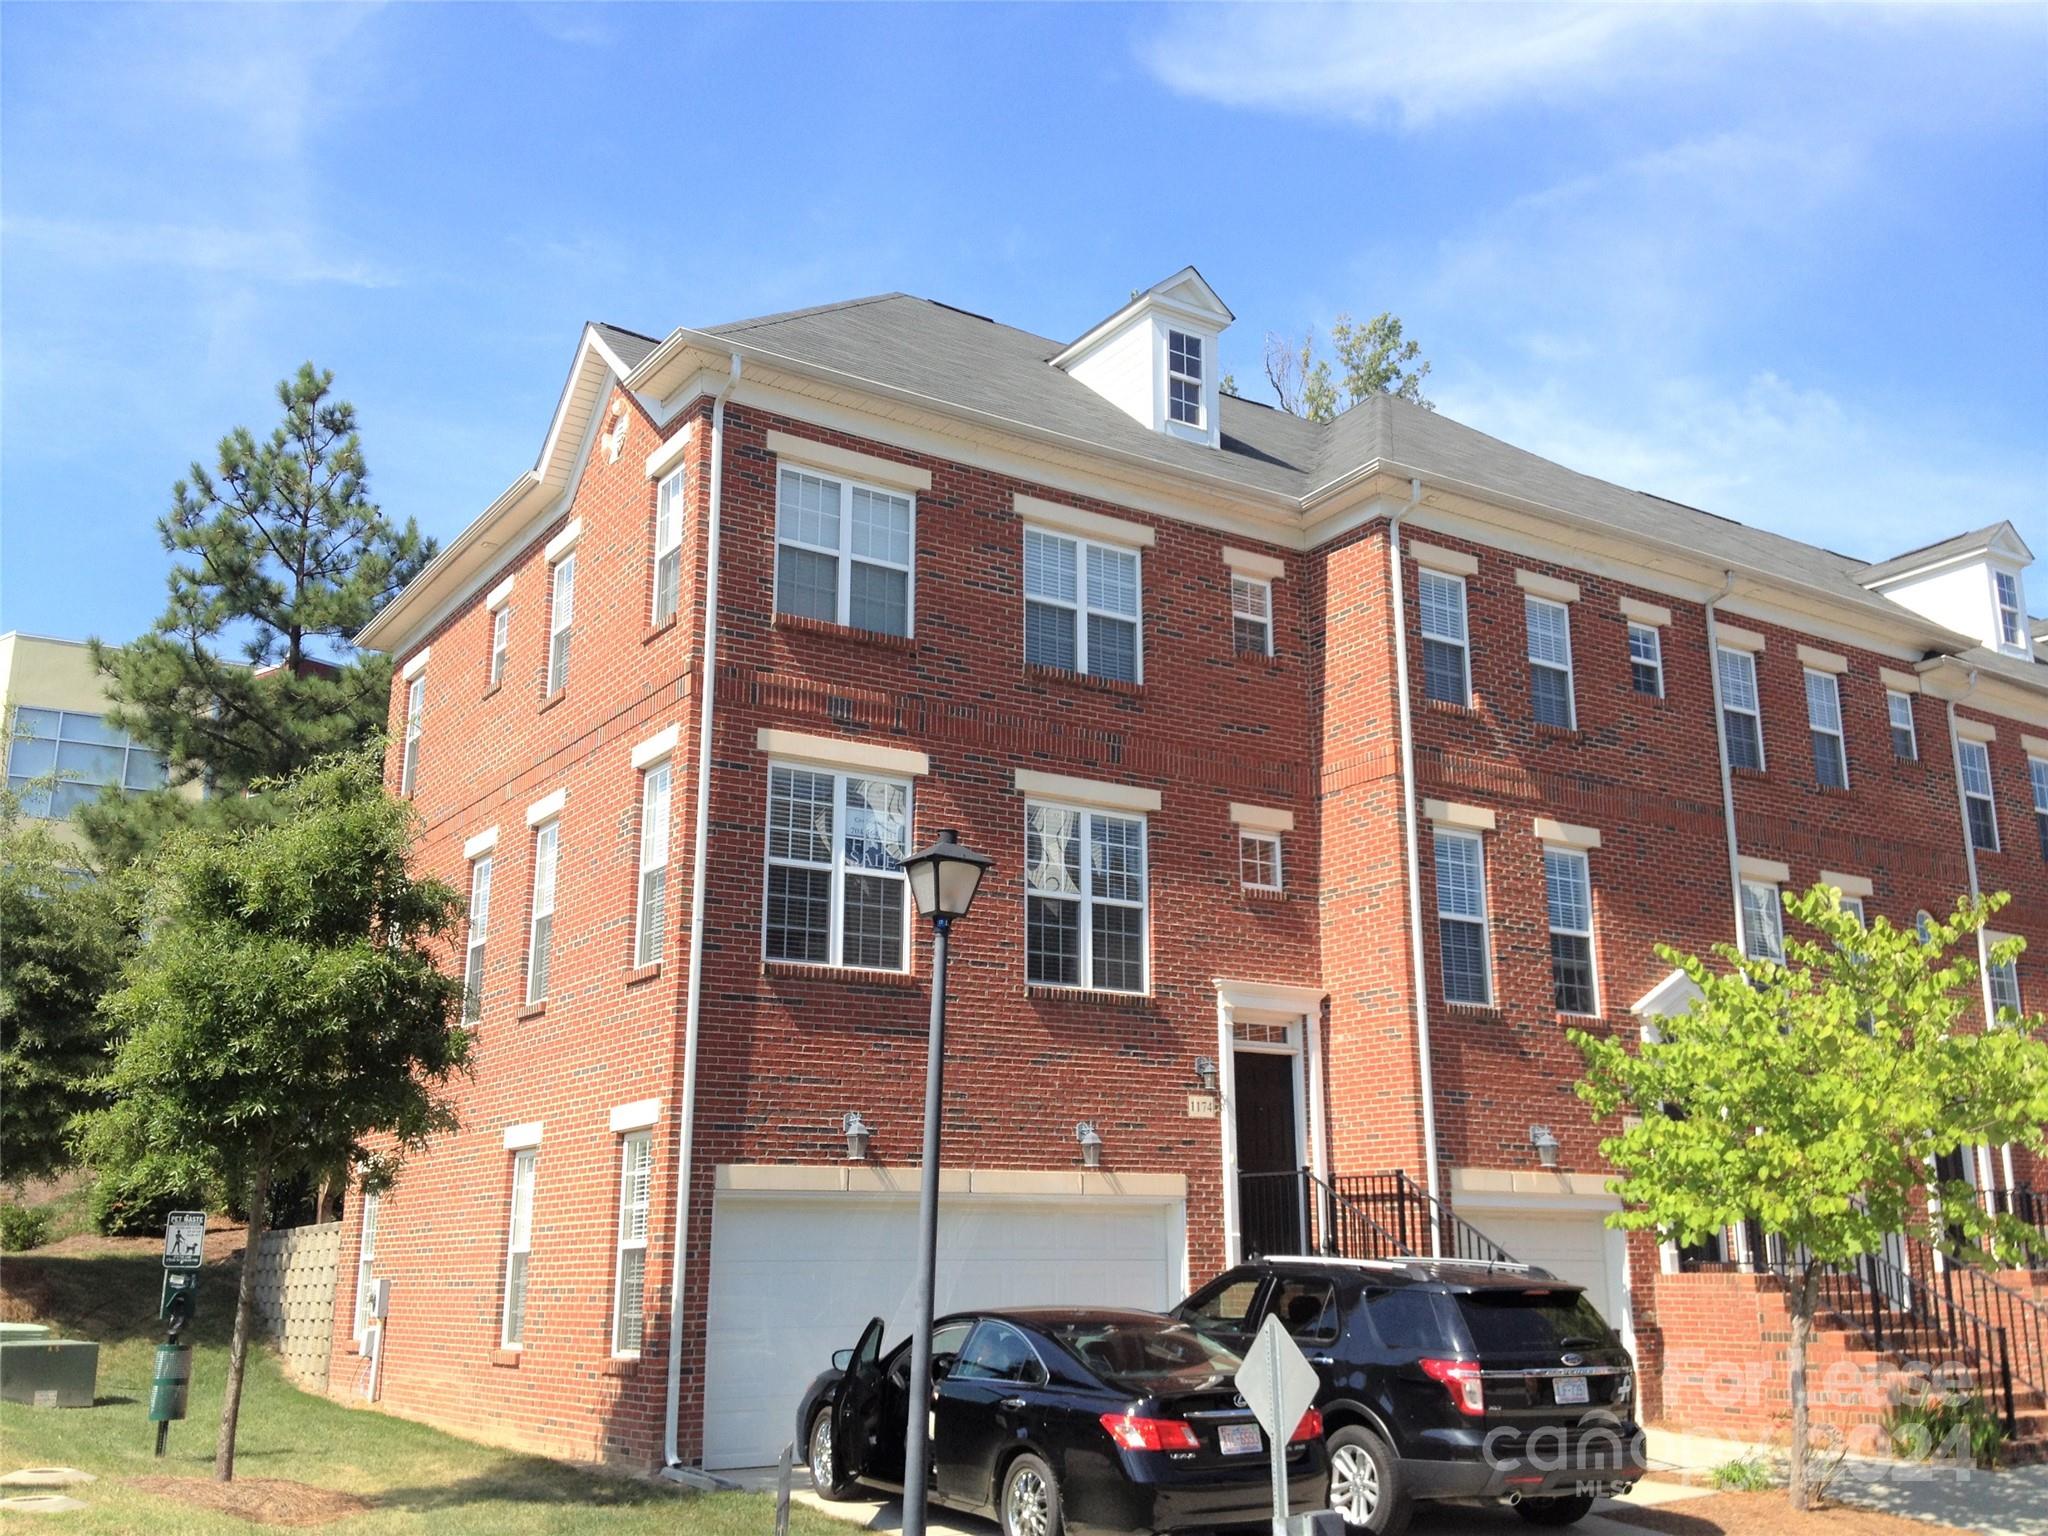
[1263,311,1433,421]
[1573,887,2048,1510]
[85,364,433,858]
[0,785,133,1183]
[76,750,470,1480]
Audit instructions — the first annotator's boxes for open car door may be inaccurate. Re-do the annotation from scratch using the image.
[831,1316,888,1482]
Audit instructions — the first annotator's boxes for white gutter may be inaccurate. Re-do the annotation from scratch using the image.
[1385,479,1442,1254]
[1941,673,2007,1200]
[1702,574,1747,956]
[662,353,742,1479]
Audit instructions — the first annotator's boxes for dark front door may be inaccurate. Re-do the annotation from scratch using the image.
[1235,1051,1302,1256]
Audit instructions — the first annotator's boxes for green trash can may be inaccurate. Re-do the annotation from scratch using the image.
[148,1343,191,1423]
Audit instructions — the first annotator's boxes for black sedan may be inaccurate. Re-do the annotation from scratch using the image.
[796,1307,1328,1536]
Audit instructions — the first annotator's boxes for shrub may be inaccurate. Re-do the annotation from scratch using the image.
[88,1177,194,1237]
[1885,1391,2006,1468]
[0,1203,52,1251]
[1708,1454,1776,1492]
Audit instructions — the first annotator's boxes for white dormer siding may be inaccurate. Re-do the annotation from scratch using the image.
[1860,521,2035,660]
[1054,267,1232,449]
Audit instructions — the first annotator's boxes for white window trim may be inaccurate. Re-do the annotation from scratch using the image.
[2030,756,2048,826]
[1958,739,2000,852]
[1014,769,1159,814]
[1619,597,1673,627]
[526,818,560,1004]
[1804,668,1850,788]
[1239,829,1283,893]
[1167,328,1205,429]
[1718,645,1766,772]
[464,853,492,1022]
[1628,622,1664,698]
[1432,827,1492,1007]
[1533,817,1602,850]
[401,647,432,681]
[652,466,686,626]
[464,825,499,859]
[1025,800,1150,994]
[766,430,930,493]
[634,761,672,969]
[1024,525,1144,684]
[1231,573,1274,658]
[1221,547,1285,582]
[546,551,576,697]
[1417,569,1471,706]
[1741,879,1785,964]
[1819,869,1875,899]
[488,606,510,689]
[400,674,425,797]
[609,1130,652,1358]
[761,763,914,973]
[756,727,929,779]
[1993,568,2026,651]
[1887,690,1919,760]
[1544,845,1599,1017]
[1524,594,1576,730]
[1514,569,1581,604]
[1229,803,1295,833]
[543,518,583,563]
[500,1148,537,1350]
[486,575,516,611]
[1986,934,2022,1015]
[773,465,917,636]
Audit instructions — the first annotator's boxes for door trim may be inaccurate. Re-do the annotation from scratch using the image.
[1213,979,1328,1265]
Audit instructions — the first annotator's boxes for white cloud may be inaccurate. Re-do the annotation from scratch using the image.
[4,216,400,289]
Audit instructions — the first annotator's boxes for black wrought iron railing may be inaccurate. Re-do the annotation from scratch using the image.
[1334,1169,1518,1266]
[1917,1234,2048,1418]
[1236,1169,1409,1262]
[1982,1186,2048,1259]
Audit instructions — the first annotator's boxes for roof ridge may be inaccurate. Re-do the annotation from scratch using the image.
[707,293,911,336]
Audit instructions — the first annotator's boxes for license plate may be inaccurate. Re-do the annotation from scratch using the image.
[1217,1422,1262,1456]
[1554,1376,1590,1405]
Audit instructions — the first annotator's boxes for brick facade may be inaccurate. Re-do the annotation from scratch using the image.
[331,327,2047,1469]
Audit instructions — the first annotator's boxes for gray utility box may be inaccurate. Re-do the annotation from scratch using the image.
[0,1338,100,1408]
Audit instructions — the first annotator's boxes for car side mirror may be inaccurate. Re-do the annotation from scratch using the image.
[832,1349,853,1371]
[932,1353,955,1381]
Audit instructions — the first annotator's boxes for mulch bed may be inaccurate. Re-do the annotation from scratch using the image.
[1603,1491,1968,1536]
[128,1476,372,1528]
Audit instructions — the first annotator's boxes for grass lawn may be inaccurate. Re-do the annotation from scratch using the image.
[1,1238,847,1534]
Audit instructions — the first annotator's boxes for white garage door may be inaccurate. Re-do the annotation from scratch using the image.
[1464,1208,1632,1346]
[702,1194,1183,1470]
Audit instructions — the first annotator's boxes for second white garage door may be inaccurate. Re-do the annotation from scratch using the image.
[1462,1207,1634,1351]
[701,1193,1184,1470]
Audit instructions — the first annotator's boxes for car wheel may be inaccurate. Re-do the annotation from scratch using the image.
[1515,1494,1597,1526]
[1326,1424,1409,1536]
[807,1407,857,1500]
[1000,1452,1062,1536]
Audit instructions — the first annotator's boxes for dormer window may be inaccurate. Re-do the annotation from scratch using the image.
[1995,570,2024,648]
[1168,331,1203,427]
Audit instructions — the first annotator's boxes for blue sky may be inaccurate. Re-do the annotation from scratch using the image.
[5,2,2045,647]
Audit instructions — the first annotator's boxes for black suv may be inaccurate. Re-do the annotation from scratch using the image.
[1176,1256,1643,1534]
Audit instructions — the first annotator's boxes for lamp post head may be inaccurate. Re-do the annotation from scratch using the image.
[1529,1124,1560,1169]
[903,828,993,927]
[844,1111,872,1161]
[1075,1121,1103,1169]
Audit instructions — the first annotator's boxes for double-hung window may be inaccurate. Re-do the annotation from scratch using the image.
[1840,895,1867,926]
[351,1192,380,1345]
[1167,330,1203,427]
[1432,829,1490,1005]
[1525,597,1575,729]
[400,674,425,796]
[1232,576,1272,657]
[1995,571,2024,649]
[1628,623,1663,697]
[1024,528,1140,683]
[1741,880,1784,964]
[1959,739,1999,852]
[1718,647,1764,771]
[464,854,492,1022]
[653,468,685,626]
[775,468,913,637]
[610,1132,652,1355]
[526,819,559,1004]
[1418,571,1470,706]
[1545,848,1597,1015]
[1989,947,2022,1016]
[1805,670,1848,789]
[1239,830,1282,893]
[635,762,672,968]
[488,607,510,689]
[764,766,911,971]
[547,553,576,696]
[1887,691,1917,761]
[500,1149,537,1348]
[1025,803,1147,992]
[2031,757,2048,860]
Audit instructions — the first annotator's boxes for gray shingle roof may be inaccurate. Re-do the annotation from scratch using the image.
[1855,524,2014,586]
[595,322,661,371]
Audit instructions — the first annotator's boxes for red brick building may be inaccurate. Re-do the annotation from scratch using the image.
[333,269,2047,1471]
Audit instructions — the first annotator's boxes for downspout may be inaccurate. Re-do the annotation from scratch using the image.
[1702,574,1747,958]
[662,353,742,1480]
[1386,477,1443,1254]
[1942,671,2005,1203]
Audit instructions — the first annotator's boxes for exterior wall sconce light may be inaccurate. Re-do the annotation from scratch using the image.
[1193,1056,1219,1094]
[1076,1121,1103,1169]
[843,1111,872,1161]
[1529,1124,1560,1169]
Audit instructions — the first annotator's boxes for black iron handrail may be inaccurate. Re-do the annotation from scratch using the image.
[1334,1170,1518,1266]
[1917,1234,2048,1418]
[1238,1168,1410,1261]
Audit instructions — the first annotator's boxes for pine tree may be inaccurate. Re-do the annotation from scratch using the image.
[85,364,432,858]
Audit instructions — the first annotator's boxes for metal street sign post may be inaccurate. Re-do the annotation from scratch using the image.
[153,1212,205,1455]
[1233,1313,1321,1536]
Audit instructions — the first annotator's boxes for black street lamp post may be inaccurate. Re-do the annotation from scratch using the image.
[896,829,991,1536]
